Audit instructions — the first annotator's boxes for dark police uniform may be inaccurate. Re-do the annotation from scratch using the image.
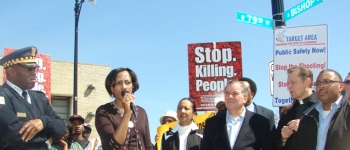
[0,46,66,150]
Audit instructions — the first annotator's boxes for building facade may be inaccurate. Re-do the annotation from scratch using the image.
[0,59,111,140]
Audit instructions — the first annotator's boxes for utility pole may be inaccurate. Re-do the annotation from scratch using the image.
[73,0,85,115]
[271,0,286,115]
[73,0,96,115]
[271,0,286,28]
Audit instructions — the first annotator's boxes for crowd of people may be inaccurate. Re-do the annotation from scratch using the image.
[0,47,349,150]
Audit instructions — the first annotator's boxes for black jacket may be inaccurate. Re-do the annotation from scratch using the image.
[201,109,273,150]
[255,103,276,133]
[161,122,203,150]
[292,91,350,150]
[274,93,318,150]
[0,83,66,150]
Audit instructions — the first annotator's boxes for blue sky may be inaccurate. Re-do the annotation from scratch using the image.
[1,0,349,142]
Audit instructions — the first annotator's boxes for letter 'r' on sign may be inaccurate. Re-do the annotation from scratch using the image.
[283,0,324,21]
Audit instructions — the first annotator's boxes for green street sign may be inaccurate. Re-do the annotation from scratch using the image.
[236,12,273,29]
[284,0,324,21]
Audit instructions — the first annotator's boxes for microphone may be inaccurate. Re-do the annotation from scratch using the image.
[121,89,137,117]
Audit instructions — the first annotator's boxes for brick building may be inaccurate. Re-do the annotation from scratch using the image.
[0,59,111,140]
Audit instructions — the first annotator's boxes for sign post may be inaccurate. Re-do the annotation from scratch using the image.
[236,0,324,28]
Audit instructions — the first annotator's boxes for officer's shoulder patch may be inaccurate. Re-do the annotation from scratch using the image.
[0,96,5,105]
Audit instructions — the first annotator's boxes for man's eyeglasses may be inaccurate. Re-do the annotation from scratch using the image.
[17,64,38,72]
[344,80,350,85]
[314,79,342,86]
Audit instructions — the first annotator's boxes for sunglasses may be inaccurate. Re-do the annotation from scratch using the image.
[17,64,39,71]
[344,80,350,85]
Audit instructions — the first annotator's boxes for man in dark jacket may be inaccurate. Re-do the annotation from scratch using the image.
[201,80,273,150]
[0,46,66,150]
[274,66,318,150]
[343,72,350,100]
[292,69,350,150]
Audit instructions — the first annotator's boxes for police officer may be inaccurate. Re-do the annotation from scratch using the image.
[0,46,66,150]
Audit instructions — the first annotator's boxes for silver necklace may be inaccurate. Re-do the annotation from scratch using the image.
[111,102,124,117]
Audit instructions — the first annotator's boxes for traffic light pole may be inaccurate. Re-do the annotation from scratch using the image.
[271,0,286,116]
[271,0,286,28]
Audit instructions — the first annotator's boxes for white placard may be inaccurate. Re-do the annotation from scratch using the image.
[273,24,327,107]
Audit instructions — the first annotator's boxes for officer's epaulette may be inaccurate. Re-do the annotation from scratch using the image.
[32,90,45,94]
[31,90,48,100]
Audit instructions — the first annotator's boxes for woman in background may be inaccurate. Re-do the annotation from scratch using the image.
[95,67,153,150]
[161,97,203,150]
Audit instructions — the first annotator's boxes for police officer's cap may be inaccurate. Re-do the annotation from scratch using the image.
[0,46,38,68]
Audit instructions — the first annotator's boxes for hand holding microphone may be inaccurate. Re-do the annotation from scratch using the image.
[121,89,137,117]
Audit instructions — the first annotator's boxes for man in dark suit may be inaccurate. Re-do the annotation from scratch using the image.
[0,46,66,150]
[343,72,350,100]
[274,67,318,150]
[292,69,350,150]
[201,80,273,150]
[239,77,276,132]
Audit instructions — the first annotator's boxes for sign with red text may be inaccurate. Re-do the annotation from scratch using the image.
[188,42,242,111]
[273,24,327,107]
[3,48,52,102]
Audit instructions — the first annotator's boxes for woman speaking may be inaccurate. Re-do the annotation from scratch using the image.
[95,68,153,150]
